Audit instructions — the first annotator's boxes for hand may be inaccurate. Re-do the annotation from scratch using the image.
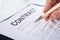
[43,0,60,21]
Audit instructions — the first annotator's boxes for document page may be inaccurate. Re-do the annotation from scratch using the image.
[0,0,1,8]
[0,4,60,40]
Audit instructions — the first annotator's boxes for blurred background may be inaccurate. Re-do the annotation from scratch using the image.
[0,0,45,22]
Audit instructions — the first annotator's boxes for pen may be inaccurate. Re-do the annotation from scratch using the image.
[35,2,60,23]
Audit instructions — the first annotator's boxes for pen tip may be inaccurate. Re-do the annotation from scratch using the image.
[34,16,43,23]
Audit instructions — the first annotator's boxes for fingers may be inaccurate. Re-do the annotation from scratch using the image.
[45,15,50,21]
[43,0,56,13]
[50,10,60,21]
[43,0,57,21]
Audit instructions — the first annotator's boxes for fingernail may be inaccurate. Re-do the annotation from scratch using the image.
[53,14,59,23]
[51,14,57,22]
[53,14,57,19]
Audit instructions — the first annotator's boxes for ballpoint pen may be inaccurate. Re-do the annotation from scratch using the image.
[35,2,60,23]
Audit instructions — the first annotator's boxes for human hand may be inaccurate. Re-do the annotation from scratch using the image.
[43,0,60,21]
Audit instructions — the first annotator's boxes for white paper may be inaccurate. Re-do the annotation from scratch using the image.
[0,0,32,22]
[0,0,1,8]
[0,4,60,40]
[0,0,46,22]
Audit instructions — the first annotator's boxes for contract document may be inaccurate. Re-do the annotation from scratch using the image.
[0,3,60,40]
